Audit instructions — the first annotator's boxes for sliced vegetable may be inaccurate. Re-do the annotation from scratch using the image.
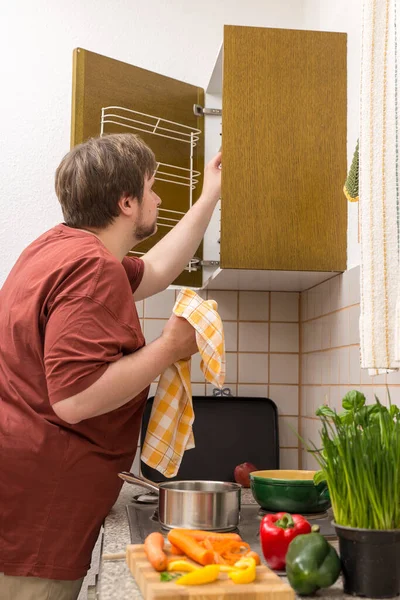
[168,560,199,573]
[260,512,312,570]
[228,557,257,584]
[177,529,242,542]
[286,533,341,595]
[167,530,214,566]
[175,564,220,585]
[244,550,261,565]
[144,532,167,572]
[169,543,185,555]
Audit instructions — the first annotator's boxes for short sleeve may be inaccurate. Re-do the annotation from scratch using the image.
[122,257,145,294]
[44,296,139,404]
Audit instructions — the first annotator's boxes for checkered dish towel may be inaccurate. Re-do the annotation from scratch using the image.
[140,288,226,478]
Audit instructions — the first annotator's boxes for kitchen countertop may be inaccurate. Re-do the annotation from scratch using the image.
[99,483,348,600]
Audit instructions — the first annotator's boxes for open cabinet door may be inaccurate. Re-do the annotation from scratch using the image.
[221,26,347,272]
[71,48,204,287]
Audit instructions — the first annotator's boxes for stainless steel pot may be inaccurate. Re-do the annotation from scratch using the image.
[118,471,241,531]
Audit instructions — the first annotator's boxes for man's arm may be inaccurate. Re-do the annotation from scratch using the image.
[52,314,197,424]
[134,152,221,301]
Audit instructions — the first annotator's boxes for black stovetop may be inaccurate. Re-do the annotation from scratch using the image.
[126,495,336,561]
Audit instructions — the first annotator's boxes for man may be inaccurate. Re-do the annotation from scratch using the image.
[0,133,222,599]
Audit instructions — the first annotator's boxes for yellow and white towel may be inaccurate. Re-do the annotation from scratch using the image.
[359,0,400,372]
[141,288,225,478]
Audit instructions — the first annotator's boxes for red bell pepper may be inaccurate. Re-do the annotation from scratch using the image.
[260,512,311,570]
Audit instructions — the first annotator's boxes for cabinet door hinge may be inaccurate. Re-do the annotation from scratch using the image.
[193,104,222,117]
[190,258,220,270]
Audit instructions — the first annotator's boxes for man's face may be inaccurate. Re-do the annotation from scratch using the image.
[134,173,161,242]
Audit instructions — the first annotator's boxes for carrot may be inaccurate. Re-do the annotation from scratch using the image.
[167,530,215,566]
[169,543,185,555]
[144,532,167,572]
[177,529,242,542]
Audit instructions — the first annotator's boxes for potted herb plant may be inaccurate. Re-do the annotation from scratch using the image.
[311,390,400,598]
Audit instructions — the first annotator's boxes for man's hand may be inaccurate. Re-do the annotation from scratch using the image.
[202,152,222,204]
[161,314,198,363]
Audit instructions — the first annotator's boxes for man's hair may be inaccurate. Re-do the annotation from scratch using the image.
[55,133,157,229]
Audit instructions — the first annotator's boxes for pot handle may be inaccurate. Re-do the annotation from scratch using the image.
[319,485,330,502]
[118,471,160,495]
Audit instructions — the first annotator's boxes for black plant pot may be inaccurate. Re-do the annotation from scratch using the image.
[334,523,400,598]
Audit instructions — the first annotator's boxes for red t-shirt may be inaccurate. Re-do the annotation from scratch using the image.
[0,224,148,580]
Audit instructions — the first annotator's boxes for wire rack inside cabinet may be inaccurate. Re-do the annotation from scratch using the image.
[100,106,202,273]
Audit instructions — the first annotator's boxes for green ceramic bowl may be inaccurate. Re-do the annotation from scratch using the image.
[250,469,330,514]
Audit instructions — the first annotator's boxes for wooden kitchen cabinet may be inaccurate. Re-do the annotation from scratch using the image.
[71,24,347,291]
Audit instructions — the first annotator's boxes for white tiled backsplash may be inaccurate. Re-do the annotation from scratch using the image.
[135,289,300,472]
[135,267,385,476]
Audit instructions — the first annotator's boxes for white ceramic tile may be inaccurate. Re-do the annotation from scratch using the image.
[349,346,361,385]
[237,384,269,398]
[301,291,308,322]
[302,355,309,384]
[307,290,315,320]
[226,352,238,383]
[319,279,332,317]
[280,448,299,470]
[311,288,323,319]
[207,290,238,320]
[373,386,389,406]
[270,323,299,353]
[238,323,269,352]
[309,320,322,352]
[339,347,350,384]
[321,352,330,384]
[279,416,300,447]
[135,300,144,318]
[302,448,320,471]
[143,319,167,343]
[329,386,341,412]
[301,417,321,449]
[144,289,176,318]
[238,353,268,384]
[329,275,341,312]
[348,304,361,345]
[329,349,340,384]
[331,310,350,348]
[361,367,386,385]
[321,316,331,350]
[238,291,269,321]
[387,386,400,407]
[224,321,238,352]
[270,354,299,384]
[302,322,312,353]
[308,353,322,385]
[269,385,299,414]
[343,266,360,306]
[192,383,207,396]
[386,370,400,384]
[191,353,206,383]
[270,292,299,322]
[308,386,329,416]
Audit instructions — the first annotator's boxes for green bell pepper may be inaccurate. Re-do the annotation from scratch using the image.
[285,533,341,595]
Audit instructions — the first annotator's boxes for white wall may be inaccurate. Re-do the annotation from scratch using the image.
[0,0,362,285]
[303,0,363,268]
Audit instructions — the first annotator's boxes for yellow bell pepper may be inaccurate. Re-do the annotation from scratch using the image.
[228,557,257,584]
[175,564,220,585]
[168,560,199,573]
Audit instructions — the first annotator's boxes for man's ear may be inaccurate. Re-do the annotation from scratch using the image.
[118,195,138,216]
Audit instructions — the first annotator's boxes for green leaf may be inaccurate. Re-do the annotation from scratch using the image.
[342,390,366,411]
[160,572,182,582]
[315,405,336,419]
[313,470,327,486]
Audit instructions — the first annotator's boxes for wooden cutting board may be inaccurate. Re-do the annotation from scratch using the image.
[126,544,295,600]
